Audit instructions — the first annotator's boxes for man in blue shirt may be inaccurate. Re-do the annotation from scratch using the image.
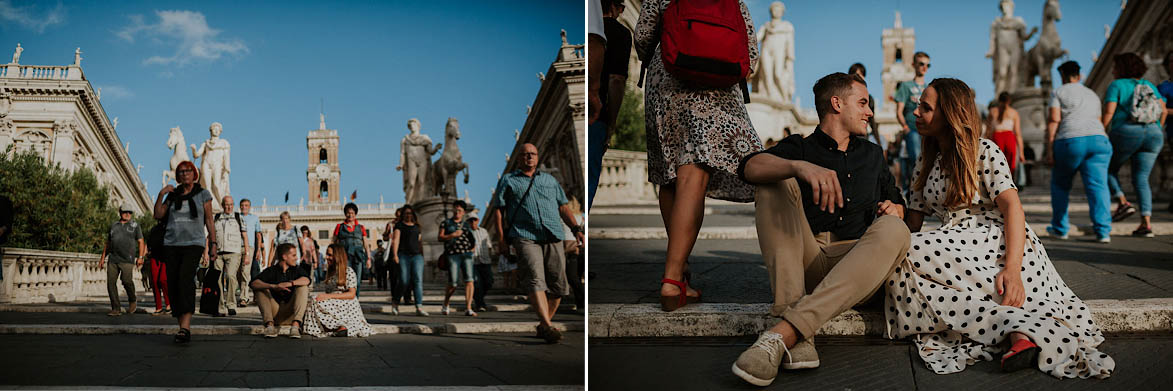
[894,51,931,198]
[493,143,584,343]
[239,198,264,306]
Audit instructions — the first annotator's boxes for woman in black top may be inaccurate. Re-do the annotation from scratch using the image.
[392,205,426,316]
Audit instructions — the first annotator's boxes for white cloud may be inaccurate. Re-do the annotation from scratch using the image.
[0,0,65,34]
[95,85,133,99]
[115,10,248,66]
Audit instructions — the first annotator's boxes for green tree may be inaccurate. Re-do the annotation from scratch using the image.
[609,85,647,152]
[0,148,119,253]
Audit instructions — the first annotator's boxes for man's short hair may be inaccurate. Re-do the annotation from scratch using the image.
[602,0,623,9]
[1057,61,1080,81]
[813,72,866,118]
[453,200,468,211]
[276,243,296,258]
[848,63,866,77]
[239,198,251,205]
[913,51,930,62]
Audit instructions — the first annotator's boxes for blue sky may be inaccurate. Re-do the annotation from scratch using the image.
[1,0,583,209]
[742,0,1122,110]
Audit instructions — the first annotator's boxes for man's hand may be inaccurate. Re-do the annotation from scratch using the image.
[135,257,144,267]
[574,231,585,247]
[497,240,510,258]
[98,260,105,269]
[876,201,904,218]
[793,161,843,213]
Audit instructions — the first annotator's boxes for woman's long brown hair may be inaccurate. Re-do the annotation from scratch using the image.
[914,78,983,209]
[326,244,349,288]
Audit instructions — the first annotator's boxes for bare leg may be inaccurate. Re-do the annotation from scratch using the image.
[178,312,192,330]
[464,281,474,311]
[765,319,800,349]
[1140,215,1152,230]
[546,295,561,321]
[529,291,552,326]
[660,164,709,298]
[444,286,455,308]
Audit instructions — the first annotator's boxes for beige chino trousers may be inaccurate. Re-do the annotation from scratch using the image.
[755,178,911,340]
[253,285,309,326]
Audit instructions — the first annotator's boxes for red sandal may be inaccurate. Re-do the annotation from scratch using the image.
[660,278,701,312]
[1000,338,1041,372]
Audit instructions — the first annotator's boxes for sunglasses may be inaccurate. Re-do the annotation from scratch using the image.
[916,62,931,68]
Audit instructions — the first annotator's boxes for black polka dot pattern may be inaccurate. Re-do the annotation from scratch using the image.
[303,268,376,337]
[884,140,1114,379]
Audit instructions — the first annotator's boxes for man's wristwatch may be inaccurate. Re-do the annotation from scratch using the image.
[571,225,584,234]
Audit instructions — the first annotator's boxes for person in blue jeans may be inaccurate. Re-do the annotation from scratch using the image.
[1044,61,1113,242]
[392,205,427,316]
[439,200,477,317]
[894,52,930,198]
[1102,53,1168,237]
[1157,51,1173,212]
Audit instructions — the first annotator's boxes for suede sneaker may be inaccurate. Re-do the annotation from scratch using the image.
[263,324,278,338]
[289,325,302,339]
[781,338,820,370]
[732,331,790,386]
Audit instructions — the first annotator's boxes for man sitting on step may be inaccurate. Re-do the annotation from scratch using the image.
[250,243,311,339]
[731,72,912,386]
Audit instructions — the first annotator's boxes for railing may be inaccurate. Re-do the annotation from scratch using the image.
[1,64,83,81]
[254,202,405,216]
[0,248,138,304]
[594,149,659,206]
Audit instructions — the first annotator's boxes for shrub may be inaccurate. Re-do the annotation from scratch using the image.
[0,147,122,253]
[609,85,647,152]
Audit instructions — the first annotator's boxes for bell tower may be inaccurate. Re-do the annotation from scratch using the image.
[307,113,340,205]
[881,11,916,112]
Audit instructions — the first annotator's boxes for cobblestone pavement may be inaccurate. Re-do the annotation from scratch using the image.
[590,334,1173,390]
[0,333,584,388]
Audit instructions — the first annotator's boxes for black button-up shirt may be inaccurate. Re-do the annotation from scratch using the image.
[738,128,904,240]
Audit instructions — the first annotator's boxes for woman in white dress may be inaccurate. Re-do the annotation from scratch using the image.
[885,78,1113,378]
[303,244,375,338]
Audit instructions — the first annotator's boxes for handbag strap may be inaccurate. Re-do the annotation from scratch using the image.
[507,173,539,225]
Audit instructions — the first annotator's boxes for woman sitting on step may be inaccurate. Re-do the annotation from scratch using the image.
[303,244,375,338]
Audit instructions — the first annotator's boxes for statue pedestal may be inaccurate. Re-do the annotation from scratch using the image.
[1008,88,1049,157]
[413,196,457,283]
[746,97,797,142]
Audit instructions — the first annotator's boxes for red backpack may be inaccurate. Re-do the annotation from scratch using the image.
[642,0,751,101]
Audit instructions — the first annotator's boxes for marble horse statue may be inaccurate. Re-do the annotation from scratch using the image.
[162,126,189,186]
[432,117,469,199]
[1022,0,1067,89]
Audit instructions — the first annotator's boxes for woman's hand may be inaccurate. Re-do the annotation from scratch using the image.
[159,184,174,196]
[315,294,329,302]
[393,255,400,264]
[996,267,1026,307]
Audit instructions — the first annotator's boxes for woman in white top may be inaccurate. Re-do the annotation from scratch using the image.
[269,211,300,268]
[986,92,1025,173]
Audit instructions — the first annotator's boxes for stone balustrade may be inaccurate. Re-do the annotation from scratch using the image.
[1,64,84,81]
[0,248,138,304]
[594,149,658,206]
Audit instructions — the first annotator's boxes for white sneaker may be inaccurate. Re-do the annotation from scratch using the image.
[441,306,450,316]
[465,309,478,317]
[416,307,429,316]
[391,306,400,316]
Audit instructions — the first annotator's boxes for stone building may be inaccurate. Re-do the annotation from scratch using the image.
[482,31,585,231]
[0,46,151,215]
[1084,0,1171,94]
[254,117,400,262]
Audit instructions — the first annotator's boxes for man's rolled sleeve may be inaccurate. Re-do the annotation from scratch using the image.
[737,134,803,184]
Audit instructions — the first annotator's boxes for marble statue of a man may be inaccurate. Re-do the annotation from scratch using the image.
[191,122,231,206]
[752,1,795,104]
[73,48,82,67]
[397,118,441,204]
[987,0,1037,95]
[11,43,21,64]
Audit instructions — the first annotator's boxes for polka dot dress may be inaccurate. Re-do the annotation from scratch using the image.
[884,139,1114,378]
[303,268,375,338]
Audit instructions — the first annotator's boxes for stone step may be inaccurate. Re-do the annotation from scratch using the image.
[590,221,1173,239]
[588,298,1173,338]
[0,301,576,314]
[59,293,531,305]
[0,321,584,336]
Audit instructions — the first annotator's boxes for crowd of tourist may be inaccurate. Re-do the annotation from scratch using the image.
[98,138,583,345]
